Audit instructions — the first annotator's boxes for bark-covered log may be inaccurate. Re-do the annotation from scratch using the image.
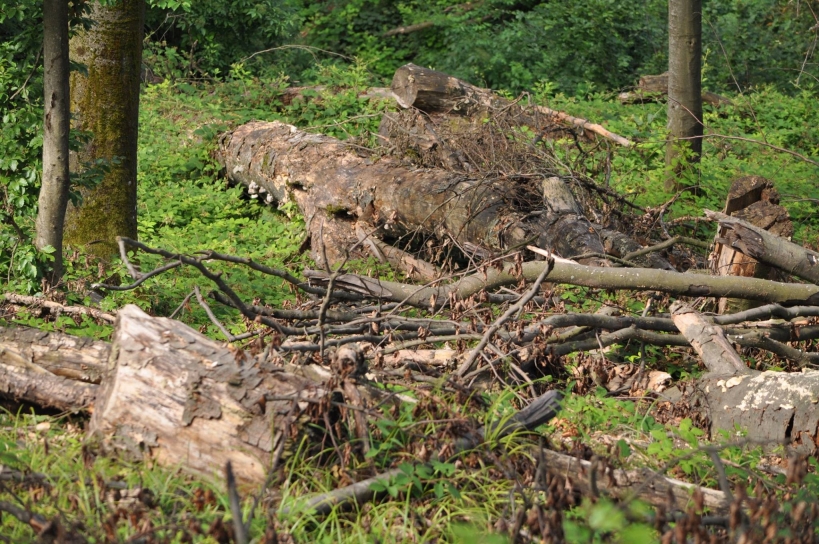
[708,210,819,285]
[216,121,617,267]
[389,63,633,147]
[709,176,793,314]
[0,325,105,411]
[671,303,819,452]
[88,305,328,484]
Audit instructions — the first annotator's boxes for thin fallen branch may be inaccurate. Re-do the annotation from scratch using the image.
[456,255,554,377]
[2,293,116,323]
[281,389,563,516]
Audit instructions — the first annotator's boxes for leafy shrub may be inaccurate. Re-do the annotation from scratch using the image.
[143,0,301,79]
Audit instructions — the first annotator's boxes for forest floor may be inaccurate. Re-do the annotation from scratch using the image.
[1,65,819,542]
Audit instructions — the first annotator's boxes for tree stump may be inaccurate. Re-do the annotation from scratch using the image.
[88,305,326,484]
[710,176,793,314]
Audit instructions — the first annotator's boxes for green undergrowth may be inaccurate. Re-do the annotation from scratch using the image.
[2,384,817,542]
[534,83,819,244]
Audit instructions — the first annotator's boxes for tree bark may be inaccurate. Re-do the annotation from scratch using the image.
[666,0,703,191]
[709,176,793,314]
[0,325,104,411]
[65,0,144,258]
[87,305,330,484]
[217,121,618,268]
[36,0,71,281]
[306,258,819,310]
[671,302,819,452]
[708,210,818,284]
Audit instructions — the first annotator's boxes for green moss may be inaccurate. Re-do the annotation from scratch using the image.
[64,0,144,260]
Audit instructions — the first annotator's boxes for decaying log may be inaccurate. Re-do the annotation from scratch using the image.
[217,120,618,267]
[389,63,633,147]
[709,176,794,314]
[671,303,819,452]
[617,72,732,108]
[0,325,105,411]
[88,304,328,484]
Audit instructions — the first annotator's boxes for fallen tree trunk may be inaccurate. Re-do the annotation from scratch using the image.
[617,72,732,108]
[0,324,105,411]
[389,63,633,147]
[217,120,617,267]
[672,303,819,453]
[88,304,333,484]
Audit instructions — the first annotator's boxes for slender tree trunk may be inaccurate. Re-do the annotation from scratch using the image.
[665,0,703,192]
[36,0,71,281]
[66,0,144,258]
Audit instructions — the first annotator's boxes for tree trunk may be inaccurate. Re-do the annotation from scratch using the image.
[666,0,703,191]
[36,0,71,281]
[217,121,638,268]
[88,305,335,484]
[0,324,104,411]
[65,0,144,258]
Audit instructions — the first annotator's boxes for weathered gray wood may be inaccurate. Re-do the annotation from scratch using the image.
[696,371,819,453]
[88,304,326,484]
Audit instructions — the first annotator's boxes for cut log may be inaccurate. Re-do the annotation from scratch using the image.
[88,304,328,484]
[389,63,633,147]
[216,120,617,267]
[707,209,819,285]
[709,176,793,314]
[617,72,732,108]
[671,302,819,453]
[0,325,105,411]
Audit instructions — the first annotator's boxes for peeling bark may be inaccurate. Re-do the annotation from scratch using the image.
[217,121,617,267]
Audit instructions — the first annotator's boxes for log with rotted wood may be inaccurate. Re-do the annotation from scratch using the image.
[217,120,619,268]
[215,64,666,270]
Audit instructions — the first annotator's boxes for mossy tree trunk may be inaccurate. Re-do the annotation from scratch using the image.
[66,0,144,258]
[665,0,703,192]
[36,0,71,281]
